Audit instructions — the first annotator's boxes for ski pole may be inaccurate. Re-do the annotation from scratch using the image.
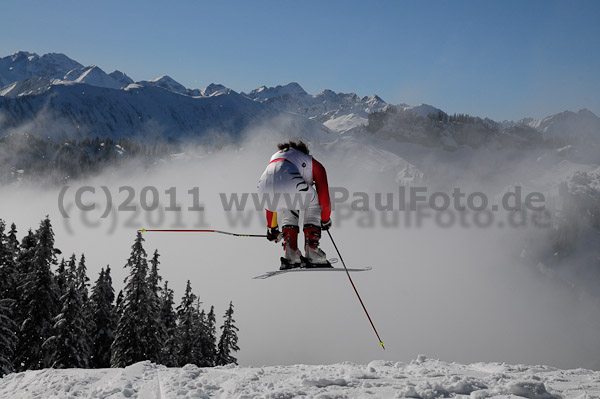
[139,228,267,238]
[326,229,385,350]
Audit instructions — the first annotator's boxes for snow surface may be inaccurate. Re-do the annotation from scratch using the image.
[323,113,368,133]
[1,356,598,398]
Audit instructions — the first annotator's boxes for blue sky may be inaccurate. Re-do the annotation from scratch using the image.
[1,0,599,121]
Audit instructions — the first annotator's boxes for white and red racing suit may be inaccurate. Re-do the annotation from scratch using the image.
[257,147,331,229]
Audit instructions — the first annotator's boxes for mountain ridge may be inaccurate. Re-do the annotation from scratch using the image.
[1,51,598,144]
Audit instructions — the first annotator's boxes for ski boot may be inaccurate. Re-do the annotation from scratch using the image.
[302,224,332,268]
[280,225,302,270]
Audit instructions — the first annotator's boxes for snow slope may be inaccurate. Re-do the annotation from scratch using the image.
[0,77,55,97]
[1,357,597,398]
[0,81,333,141]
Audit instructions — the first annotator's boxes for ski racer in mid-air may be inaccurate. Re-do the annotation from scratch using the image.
[257,141,332,270]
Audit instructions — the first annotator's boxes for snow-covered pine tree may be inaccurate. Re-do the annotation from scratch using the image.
[148,250,162,296]
[76,254,94,364]
[0,298,17,375]
[216,301,240,366]
[55,258,68,298]
[159,280,179,367]
[67,254,77,282]
[144,249,163,364]
[89,266,116,368]
[196,306,209,367]
[15,229,36,277]
[6,224,19,261]
[111,232,161,367]
[76,254,90,300]
[202,306,218,367]
[114,290,124,319]
[146,249,166,363]
[12,229,37,347]
[0,220,17,375]
[176,280,204,366]
[15,217,60,371]
[0,220,18,301]
[46,267,90,369]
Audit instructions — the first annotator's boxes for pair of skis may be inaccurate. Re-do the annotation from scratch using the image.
[253,258,372,279]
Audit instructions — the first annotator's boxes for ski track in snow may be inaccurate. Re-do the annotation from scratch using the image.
[1,356,600,398]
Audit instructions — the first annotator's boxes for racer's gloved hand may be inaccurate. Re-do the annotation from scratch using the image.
[321,219,332,231]
[267,226,282,242]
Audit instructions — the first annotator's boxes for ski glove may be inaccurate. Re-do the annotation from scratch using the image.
[321,219,332,231]
[267,226,283,242]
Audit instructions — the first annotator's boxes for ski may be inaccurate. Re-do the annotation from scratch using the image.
[253,263,372,279]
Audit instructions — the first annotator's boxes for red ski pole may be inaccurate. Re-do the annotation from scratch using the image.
[139,228,266,238]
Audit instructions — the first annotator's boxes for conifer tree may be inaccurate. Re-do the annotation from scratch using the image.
[15,217,60,370]
[76,254,94,363]
[67,254,77,282]
[6,224,19,261]
[196,306,209,366]
[114,290,124,319]
[90,266,116,368]
[216,302,240,366]
[12,229,37,343]
[55,258,68,297]
[159,281,178,367]
[0,298,17,375]
[148,250,161,296]
[16,229,36,277]
[0,221,17,300]
[0,221,17,375]
[111,232,161,367]
[46,272,90,368]
[202,306,218,367]
[143,249,163,364]
[76,254,90,300]
[176,280,204,366]
[145,249,166,363]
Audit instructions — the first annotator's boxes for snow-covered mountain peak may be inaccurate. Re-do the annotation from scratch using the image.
[244,82,307,100]
[40,52,82,68]
[518,108,600,141]
[242,82,388,132]
[316,88,339,98]
[201,83,228,96]
[140,75,187,94]
[0,51,83,87]
[364,94,384,103]
[10,51,34,62]
[108,70,134,87]
[63,65,123,89]
[576,108,597,118]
